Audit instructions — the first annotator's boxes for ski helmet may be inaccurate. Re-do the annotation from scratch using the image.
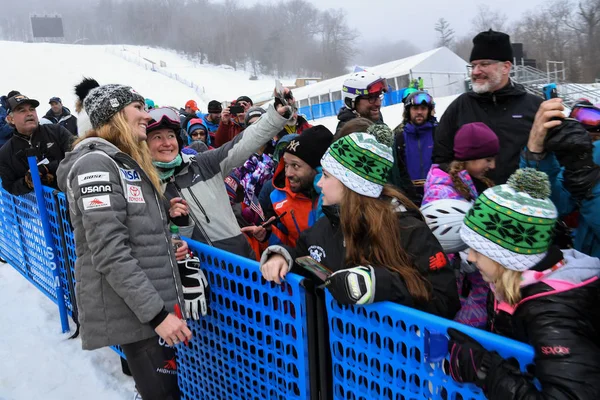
[401,88,418,102]
[342,71,388,110]
[420,199,472,253]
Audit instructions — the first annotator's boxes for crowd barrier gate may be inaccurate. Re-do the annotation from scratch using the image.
[0,176,537,399]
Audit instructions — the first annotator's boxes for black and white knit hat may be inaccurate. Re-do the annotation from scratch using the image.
[83,84,145,129]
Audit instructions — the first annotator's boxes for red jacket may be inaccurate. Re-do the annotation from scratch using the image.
[215,120,243,147]
[264,161,320,247]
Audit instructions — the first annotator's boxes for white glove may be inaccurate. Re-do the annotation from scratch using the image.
[177,256,209,320]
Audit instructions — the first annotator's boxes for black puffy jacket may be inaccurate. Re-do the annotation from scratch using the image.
[282,204,460,319]
[0,124,73,195]
[335,106,384,134]
[433,81,543,184]
[484,247,600,399]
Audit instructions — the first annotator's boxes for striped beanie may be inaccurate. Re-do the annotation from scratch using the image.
[460,168,558,271]
[321,132,393,198]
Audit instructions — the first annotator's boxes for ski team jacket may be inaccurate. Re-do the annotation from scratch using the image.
[520,144,600,258]
[262,205,461,319]
[164,105,291,258]
[483,247,600,399]
[433,81,543,184]
[57,138,183,350]
[0,124,73,195]
[263,160,320,248]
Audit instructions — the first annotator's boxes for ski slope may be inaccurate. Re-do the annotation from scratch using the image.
[0,41,279,115]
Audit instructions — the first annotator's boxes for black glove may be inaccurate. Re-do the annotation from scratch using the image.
[325,265,375,305]
[177,256,209,320]
[448,328,498,385]
[546,119,600,200]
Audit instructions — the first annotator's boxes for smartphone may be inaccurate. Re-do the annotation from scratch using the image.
[274,79,288,106]
[229,105,244,114]
[543,83,558,100]
[260,211,287,229]
[295,256,333,281]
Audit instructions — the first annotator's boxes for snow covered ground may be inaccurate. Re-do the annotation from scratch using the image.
[0,264,132,400]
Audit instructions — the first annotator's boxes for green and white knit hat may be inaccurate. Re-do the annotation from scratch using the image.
[460,168,558,271]
[321,132,393,198]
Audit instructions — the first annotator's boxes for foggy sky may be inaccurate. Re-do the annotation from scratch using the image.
[235,0,547,49]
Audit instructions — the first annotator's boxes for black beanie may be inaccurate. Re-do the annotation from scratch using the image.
[470,29,513,62]
[207,100,222,114]
[284,125,333,169]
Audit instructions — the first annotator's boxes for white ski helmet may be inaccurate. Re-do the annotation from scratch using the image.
[420,199,473,253]
[342,71,388,109]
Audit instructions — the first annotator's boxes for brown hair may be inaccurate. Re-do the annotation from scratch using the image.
[448,161,494,201]
[340,184,431,302]
[74,109,162,192]
[333,117,374,142]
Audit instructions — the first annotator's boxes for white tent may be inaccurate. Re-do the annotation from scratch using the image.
[293,47,468,109]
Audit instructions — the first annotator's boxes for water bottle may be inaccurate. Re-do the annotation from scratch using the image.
[170,224,182,250]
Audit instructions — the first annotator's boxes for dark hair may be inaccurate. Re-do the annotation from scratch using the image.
[340,184,431,302]
[333,117,374,142]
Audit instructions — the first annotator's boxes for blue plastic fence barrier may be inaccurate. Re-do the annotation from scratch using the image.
[325,291,534,400]
[177,239,311,400]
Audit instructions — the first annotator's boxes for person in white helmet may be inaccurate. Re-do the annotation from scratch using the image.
[336,71,388,134]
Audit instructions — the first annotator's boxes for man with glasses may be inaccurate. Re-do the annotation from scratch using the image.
[433,29,543,186]
[336,71,387,134]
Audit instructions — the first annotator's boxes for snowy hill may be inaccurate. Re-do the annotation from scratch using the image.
[0,41,279,113]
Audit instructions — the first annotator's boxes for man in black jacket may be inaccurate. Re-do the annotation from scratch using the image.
[40,97,78,136]
[0,93,73,195]
[433,29,543,185]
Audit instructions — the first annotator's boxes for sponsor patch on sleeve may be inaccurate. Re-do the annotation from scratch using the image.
[126,184,145,203]
[80,184,112,196]
[120,168,142,182]
[78,171,110,185]
[82,195,111,210]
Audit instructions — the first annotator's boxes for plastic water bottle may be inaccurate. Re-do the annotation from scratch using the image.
[170,224,182,249]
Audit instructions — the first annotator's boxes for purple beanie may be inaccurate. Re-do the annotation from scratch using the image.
[454,122,500,161]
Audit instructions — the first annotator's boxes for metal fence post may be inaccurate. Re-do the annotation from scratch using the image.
[26,153,70,333]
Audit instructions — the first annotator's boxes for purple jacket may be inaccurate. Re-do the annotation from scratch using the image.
[422,164,478,205]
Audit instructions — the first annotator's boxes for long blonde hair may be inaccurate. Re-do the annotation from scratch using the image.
[492,265,523,306]
[74,110,162,192]
[448,160,494,201]
[340,184,431,302]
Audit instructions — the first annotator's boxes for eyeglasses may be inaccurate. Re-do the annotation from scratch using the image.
[467,60,502,71]
[148,107,180,130]
[190,129,206,137]
[360,93,385,104]
[570,104,600,132]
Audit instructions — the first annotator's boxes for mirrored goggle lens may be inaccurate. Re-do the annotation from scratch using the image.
[367,78,388,95]
[570,106,600,130]
[148,107,180,129]
[411,93,433,106]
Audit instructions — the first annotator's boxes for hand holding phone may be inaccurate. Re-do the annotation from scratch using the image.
[261,211,287,228]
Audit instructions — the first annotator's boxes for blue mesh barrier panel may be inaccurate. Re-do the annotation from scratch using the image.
[325,291,534,400]
[12,192,58,302]
[0,187,27,271]
[298,106,311,120]
[43,187,74,315]
[57,192,77,316]
[177,240,310,400]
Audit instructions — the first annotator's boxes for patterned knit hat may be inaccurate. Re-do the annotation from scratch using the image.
[460,168,558,271]
[366,124,393,147]
[321,132,393,198]
[84,84,145,129]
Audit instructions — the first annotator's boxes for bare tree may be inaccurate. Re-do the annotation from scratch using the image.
[316,9,358,78]
[471,4,509,34]
[434,18,455,48]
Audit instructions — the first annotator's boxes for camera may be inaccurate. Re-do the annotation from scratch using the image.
[229,105,244,115]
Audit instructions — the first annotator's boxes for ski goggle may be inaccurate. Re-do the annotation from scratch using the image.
[570,104,600,132]
[407,92,433,107]
[365,78,388,95]
[148,107,181,131]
